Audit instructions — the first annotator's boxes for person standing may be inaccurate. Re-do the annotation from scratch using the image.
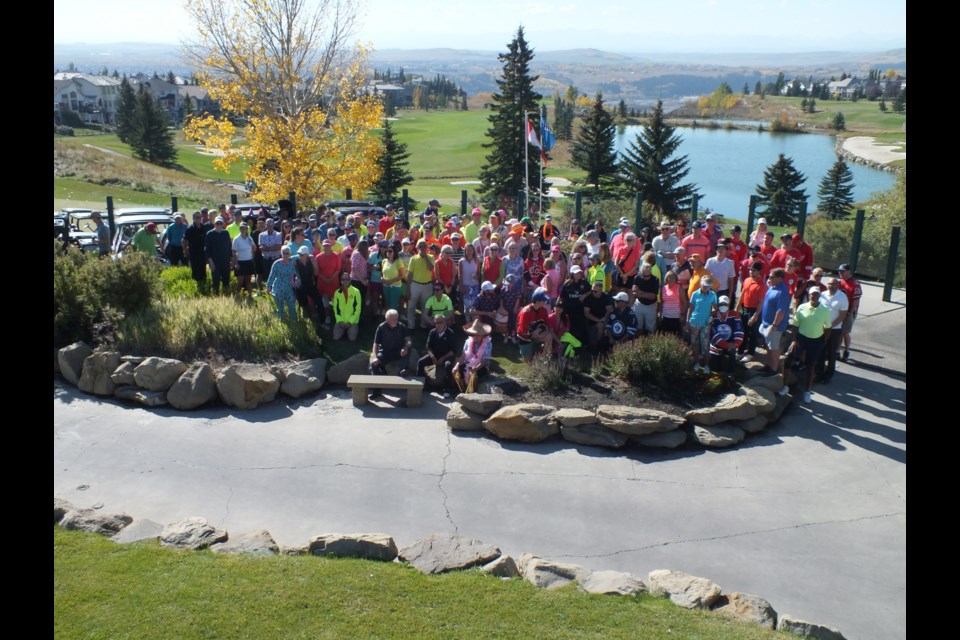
[161,214,188,266]
[787,287,832,403]
[816,276,849,383]
[265,246,299,320]
[759,268,792,380]
[837,263,862,363]
[631,263,660,336]
[90,211,111,257]
[659,269,687,337]
[204,217,233,295]
[294,245,323,325]
[232,222,257,296]
[736,261,767,362]
[406,239,436,329]
[183,211,210,287]
[652,221,680,268]
[128,222,160,256]
[704,243,737,302]
[687,276,718,373]
[258,218,283,289]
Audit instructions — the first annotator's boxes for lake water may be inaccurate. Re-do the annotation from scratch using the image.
[612,125,897,219]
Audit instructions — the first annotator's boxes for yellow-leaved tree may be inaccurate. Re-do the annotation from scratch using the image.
[183,0,383,207]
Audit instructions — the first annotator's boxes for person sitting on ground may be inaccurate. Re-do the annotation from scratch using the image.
[687,275,718,374]
[605,291,638,350]
[332,272,362,341]
[454,319,493,392]
[417,313,458,397]
[516,288,556,363]
[368,309,413,400]
[424,282,455,330]
[471,280,500,326]
[708,295,744,372]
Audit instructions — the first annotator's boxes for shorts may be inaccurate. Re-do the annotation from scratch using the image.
[841,313,856,334]
[796,333,825,363]
[764,327,783,351]
[236,260,255,276]
[689,324,709,353]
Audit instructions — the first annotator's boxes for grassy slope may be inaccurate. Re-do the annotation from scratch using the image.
[54,528,785,640]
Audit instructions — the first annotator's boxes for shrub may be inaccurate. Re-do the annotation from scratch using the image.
[805,215,906,286]
[159,266,203,299]
[605,332,692,389]
[527,352,571,394]
[60,110,85,128]
[56,125,75,136]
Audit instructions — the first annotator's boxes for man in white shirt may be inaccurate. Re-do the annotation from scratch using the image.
[704,243,737,302]
[652,220,680,268]
[816,276,849,384]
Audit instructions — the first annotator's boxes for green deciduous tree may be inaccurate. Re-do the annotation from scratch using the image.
[618,99,697,217]
[478,26,548,210]
[369,119,413,206]
[755,153,807,226]
[571,92,619,194]
[817,159,855,219]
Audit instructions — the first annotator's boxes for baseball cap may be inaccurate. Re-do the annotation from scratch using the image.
[613,292,629,302]
[297,246,311,256]
[838,263,851,272]
[705,213,717,221]
[732,225,742,233]
[570,265,582,274]
[481,280,496,292]
[701,276,714,287]
[757,217,767,225]
[718,295,730,305]
[532,288,549,302]
[146,222,157,233]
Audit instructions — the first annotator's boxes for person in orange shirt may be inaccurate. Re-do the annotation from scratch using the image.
[687,253,720,299]
[736,261,768,362]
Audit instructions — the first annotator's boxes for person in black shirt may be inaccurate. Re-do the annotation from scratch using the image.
[582,280,614,351]
[204,217,233,294]
[558,266,591,343]
[183,211,211,287]
[369,309,413,399]
[416,314,458,397]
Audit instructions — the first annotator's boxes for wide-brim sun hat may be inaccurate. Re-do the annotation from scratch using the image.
[464,319,492,336]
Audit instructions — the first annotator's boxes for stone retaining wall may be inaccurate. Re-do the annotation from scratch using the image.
[54,496,846,639]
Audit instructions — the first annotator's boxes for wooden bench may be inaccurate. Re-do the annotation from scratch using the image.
[346,375,425,407]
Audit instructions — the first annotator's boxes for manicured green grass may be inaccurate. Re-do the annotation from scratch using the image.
[55,527,785,640]
[55,177,175,210]
[763,96,907,138]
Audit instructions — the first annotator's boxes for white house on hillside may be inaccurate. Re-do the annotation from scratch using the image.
[54,72,121,125]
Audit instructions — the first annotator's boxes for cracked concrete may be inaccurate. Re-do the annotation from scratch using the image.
[54,364,904,640]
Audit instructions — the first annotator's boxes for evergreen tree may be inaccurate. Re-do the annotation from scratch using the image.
[167,70,176,84]
[755,154,807,226]
[817,159,855,220]
[617,99,628,121]
[879,97,887,112]
[370,119,413,206]
[618,99,697,216]
[382,91,396,117]
[831,112,846,131]
[571,92,619,194]
[130,88,178,167]
[111,69,120,79]
[807,97,816,113]
[115,78,138,143]
[754,81,762,96]
[892,89,906,114]
[478,26,548,210]
[742,83,750,95]
[800,97,809,112]
[562,101,575,140]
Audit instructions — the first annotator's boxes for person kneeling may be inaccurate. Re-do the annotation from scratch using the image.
[516,288,557,363]
[708,295,743,373]
[604,291,638,352]
[369,309,412,400]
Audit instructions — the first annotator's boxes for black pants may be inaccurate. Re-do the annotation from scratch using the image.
[165,245,187,266]
[189,256,207,284]
[211,261,231,293]
[817,328,843,380]
[659,317,682,337]
[739,307,759,355]
[296,286,325,323]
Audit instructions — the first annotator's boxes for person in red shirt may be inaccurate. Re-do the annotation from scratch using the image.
[315,240,342,324]
[736,261,768,361]
[377,205,397,235]
[702,213,724,256]
[770,233,801,270]
[792,233,815,279]
[516,288,556,362]
[681,222,712,264]
[759,231,778,264]
[837,263,862,362]
[783,258,801,296]
[726,225,748,267]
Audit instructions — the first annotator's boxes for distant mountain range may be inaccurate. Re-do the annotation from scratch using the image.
[54,43,905,108]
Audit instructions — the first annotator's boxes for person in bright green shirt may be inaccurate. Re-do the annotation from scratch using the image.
[788,287,832,405]
[461,208,483,245]
[424,284,455,328]
[226,214,243,240]
[332,272,362,341]
[128,222,160,255]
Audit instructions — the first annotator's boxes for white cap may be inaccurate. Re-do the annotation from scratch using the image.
[570,265,582,274]
[613,292,629,302]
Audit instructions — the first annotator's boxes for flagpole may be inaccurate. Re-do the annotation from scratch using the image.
[524,111,530,218]
[539,105,545,216]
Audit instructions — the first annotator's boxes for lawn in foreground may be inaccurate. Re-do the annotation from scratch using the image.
[54,528,785,640]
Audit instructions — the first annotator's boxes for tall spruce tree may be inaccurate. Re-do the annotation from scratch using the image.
[571,92,619,195]
[816,159,855,219]
[130,88,178,167]
[115,78,138,143]
[478,26,547,211]
[618,99,697,217]
[755,153,807,225]
[370,119,413,206]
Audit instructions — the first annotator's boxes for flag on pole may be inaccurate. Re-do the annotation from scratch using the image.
[526,115,547,164]
[540,118,556,152]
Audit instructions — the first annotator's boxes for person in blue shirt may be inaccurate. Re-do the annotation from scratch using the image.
[759,267,792,375]
[687,276,718,373]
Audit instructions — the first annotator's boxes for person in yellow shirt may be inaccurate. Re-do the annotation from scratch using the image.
[406,239,436,329]
[687,253,720,299]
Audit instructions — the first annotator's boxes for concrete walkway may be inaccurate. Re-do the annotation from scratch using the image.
[53,283,905,640]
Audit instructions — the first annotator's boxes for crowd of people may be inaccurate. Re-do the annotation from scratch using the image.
[168,201,862,404]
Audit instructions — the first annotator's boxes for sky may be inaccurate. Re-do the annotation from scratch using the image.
[53,0,905,52]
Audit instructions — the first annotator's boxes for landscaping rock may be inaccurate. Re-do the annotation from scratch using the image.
[446,403,486,431]
[398,533,501,574]
[596,405,686,435]
[58,341,93,385]
[685,393,757,425]
[60,508,132,536]
[769,391,793,422]
[647,569,722,609]
[580,570,646,596]
[54,497,75,523]
[483,403,559,443]
[115,387,168,407]
[326,352,370,384]
[738,414,769,434]
[281,545,309,556]
[77,351,121,396]
[211,529,280,556]
[167,363,218,410]
[692,424,746,448]
[560,424,628,448]
[160,517,228,550]
[519,554,591,589]
[216,364,280,410]
[54,348,61,373]
[383,348,419,377]
[133,357,188,392]
[110,361,137,386]
[553,408,598,427]
[481,555,520,578]
[456,393,504,416]
[121,355,145,364]
[777,614,847,639]
[712,592,777,629]
[109,519,164,544]
[631,430,688,448]
[308,533,398,562]
[279,358,327,399]
[738,385,777,414]
[745,373,784,393]
[423,363,447,388]
[477,376,524,396]
[114,385,140,401]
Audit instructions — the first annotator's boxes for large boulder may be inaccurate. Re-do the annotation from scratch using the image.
[60,508,132,536]
[423,363,448,388]
[456,393,504,417]
[483,403,558,443]
[553,408,598,427]
[560,424,628,448]
[398,533,501,575]
[211,529,280,556]
[77,351,122,396]
[327,352,370,384]
[737,385,777,415]
[54,348,61,374]
[777,614,847,639]
[631,430,688,449]
[685,393,757,425]
[216,364,280,410]
[745,373,784,393]
[596,405,686,435]
[580,570,646,596]
[446,403,486,431]
[481,555,520,578]
[768,391,794,422]
[712,592,778,629]
[58,341,93,385]
[167,363,218,410]
[160,517,228,550]
[133,357,189,392]
[647,569,722,609]
[279,358,327,399]
[54,498,75,523]
[692,424,747,448]
[383,348,419,377]
[737,415,769,434]
[518,553,592,589]
[110,361,137,386]
[110,519,164,544]
[114,386,168,407]
[308,533,398,562]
